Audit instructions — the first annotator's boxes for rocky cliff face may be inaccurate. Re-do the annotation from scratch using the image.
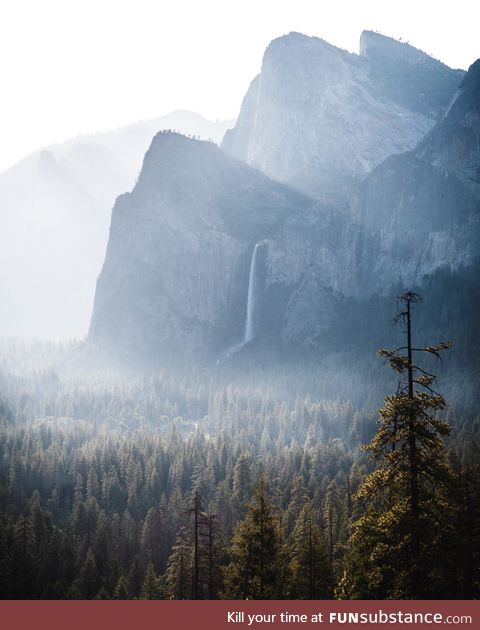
[359,31,464,119]
[89,38,478,366]
[0,111,232,339]
[354,59,480,291]
[88,132,369,361]
[89,132,321,362]
[222,32,463,205]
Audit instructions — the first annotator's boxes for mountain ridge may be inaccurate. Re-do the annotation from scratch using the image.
[223,31,464,203]
[88,131,319,362]
[88,37,479,367]
[0,111,233,339]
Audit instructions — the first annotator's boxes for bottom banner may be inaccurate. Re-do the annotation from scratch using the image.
[0,600,478,630]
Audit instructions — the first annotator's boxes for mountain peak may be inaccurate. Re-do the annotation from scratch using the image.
[137,130,218,187]
[360,30,411,57]
[223,30,463,203]
[443,58,480,122]
[264,31,351,64]
[360,30,456,70]
[461,58,480,91]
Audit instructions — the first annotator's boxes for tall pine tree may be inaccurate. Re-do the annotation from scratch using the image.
[224,477,285,599]
[288,502,329,599]
[339,292,455,599]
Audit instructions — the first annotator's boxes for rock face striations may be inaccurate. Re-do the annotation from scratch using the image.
[222,31,463,205]
[359,31,464,119]
[89,33,479,366]
[355,59,480,290]
[89,132,321,362]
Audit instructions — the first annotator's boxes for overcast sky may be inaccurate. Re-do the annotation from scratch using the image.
[1,0,478,172]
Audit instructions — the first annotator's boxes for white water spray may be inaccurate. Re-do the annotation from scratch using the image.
[244,242,261,343]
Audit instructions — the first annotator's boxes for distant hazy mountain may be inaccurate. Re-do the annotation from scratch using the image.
[0,111,234,339]
[223,31,464,204]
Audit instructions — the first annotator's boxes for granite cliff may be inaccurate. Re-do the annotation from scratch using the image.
[88,132,326,362]
[89,35,479,366]
[223,31,463,205]
[354,59,480,291]
[0,111,232,338]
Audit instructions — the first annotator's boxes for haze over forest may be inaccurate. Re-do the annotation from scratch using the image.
[0,27,479,601]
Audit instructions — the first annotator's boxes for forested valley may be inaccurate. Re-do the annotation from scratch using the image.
[0,295,479,600]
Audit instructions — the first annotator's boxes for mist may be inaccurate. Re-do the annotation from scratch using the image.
[0,111,233,339]
[0,18,479,603]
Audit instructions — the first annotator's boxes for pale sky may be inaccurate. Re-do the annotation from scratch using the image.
[1,0,479,172]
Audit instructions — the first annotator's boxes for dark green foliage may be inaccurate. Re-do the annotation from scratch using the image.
[288,502,329,599]
[78,549,102,599]
[140,561,162,599]
[165,526,192,599]
[0,329,478,599]
[339,292,460,599]
[223,478,286,599]
[112,575,129,600]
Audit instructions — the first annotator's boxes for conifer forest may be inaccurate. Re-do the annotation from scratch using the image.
[0,293,479,600]
[1,22,480,602]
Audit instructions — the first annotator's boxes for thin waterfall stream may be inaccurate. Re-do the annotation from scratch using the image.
[244,242,261,343]
[220,241,263,362]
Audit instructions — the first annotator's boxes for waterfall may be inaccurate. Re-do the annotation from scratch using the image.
[219,240,264,362]
[244,242,261,343]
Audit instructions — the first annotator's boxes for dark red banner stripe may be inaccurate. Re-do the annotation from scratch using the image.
[0,600,478,630]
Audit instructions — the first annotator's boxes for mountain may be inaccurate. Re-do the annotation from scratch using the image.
[354,58,480,291]
[88,132,328,363]
[88,119,480,369]
[89,36,479,378]
[0,111,233,339]
[222,31,464,205]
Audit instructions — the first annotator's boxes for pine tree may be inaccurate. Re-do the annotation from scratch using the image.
[0,521,13,599]
[113,574,130,599]
[141,505,169,574]
[224,477,285,599]
[339,291,455,599]
[127,556,144,599]
[12,514,36,597]
[14,514,36,561]
[189,491,202,599]
[288,502,329,599]
[164,526,192,599]
[78,548,101,599]
[200,513,223,599]
[140,561,162,599]
[285,474,308,533]
[323,480,343,584]
[231,455,251,519]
